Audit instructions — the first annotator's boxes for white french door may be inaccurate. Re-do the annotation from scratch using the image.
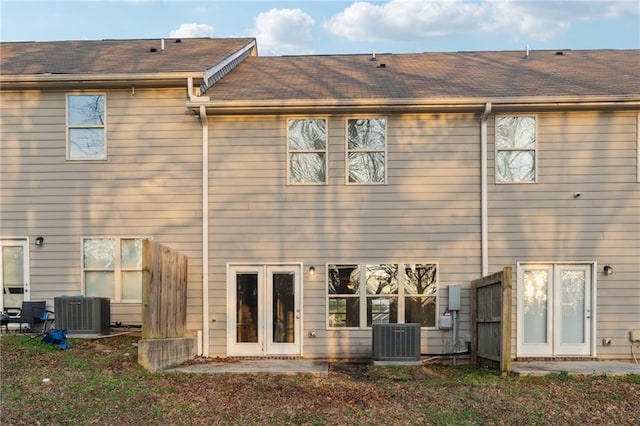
[517,263,593,357]
[1,239,30,310]
[227,264,302,356]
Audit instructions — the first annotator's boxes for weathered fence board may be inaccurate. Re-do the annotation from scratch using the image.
[471,266,512,373]
[141,240,188,339]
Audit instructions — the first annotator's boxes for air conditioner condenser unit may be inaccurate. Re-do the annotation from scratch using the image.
[372,323,421,365]
[54,297,111,335]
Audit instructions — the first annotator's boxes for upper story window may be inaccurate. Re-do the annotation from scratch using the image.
[67,94,106,160]
[287,118,327,184]
[327,263,437,328]
[82,237,144,303]
[496,116,536,183]
[347,118,386,184]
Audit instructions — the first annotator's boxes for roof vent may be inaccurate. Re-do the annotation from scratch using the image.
[370,51,377,61]
[149,48,157,53]
[377,63,387,68]
[523,44,530,59]
[175,39,182,43]
[555,51,564,55]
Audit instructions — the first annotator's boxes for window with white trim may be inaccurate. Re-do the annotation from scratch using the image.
[495,115,536,183]
[347,118,386,184]
[327,263,437,328]
[67,94,106,160]
[287,118,327,184]
[82,237,144,302]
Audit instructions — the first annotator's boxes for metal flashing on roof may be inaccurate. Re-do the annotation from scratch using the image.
[200,39,257,94]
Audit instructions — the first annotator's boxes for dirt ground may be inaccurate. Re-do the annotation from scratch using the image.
[1,332,639,425]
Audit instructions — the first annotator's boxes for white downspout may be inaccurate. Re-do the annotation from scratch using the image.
[200,104,210,357]
[481,102,492,276]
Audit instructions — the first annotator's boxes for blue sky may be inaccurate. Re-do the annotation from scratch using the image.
[1,1,638,55]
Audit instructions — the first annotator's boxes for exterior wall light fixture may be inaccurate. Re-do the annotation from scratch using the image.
[603,265,613,275]
[308,266,316,276]
[35,236,45,246]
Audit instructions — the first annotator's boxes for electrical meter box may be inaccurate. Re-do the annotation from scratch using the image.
[448,285,461,311]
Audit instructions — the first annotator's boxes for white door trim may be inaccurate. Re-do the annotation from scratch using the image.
[226,263,303,357]
[516,261,596,358]
[0,238,31,310]
[554,264,592,356]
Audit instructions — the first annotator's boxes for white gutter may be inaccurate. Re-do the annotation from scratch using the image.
[186,94,640,115]
[199,104,210,357]
[481,102,492,276]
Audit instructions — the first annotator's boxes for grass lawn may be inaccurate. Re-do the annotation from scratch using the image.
[1,333,639,425]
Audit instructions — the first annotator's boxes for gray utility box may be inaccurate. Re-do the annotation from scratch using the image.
[54,297,111,335]
[372,323,421,362]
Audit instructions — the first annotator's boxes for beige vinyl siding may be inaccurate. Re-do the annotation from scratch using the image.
[207,113,482,358]
[0,88,204,327]
[488,111,640,360]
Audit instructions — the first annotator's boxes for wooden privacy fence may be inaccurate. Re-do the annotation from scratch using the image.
[471,266,512,374]
[141,240,188,339]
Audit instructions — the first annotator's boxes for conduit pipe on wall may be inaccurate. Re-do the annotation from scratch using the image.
[199,104,209,358]
[481,102,492,276]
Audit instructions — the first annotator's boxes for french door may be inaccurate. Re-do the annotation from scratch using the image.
[517,263,593,357]
[227,264,302,356]
[0,239,30,310]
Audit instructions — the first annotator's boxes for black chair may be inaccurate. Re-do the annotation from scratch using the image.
[4,301,51,333]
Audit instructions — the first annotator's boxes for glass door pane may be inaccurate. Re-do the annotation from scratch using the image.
[560,269,585,344]
[522,269,549,344]
[2,244,27,309]
[272,272,295,344]
[236,273,259,343]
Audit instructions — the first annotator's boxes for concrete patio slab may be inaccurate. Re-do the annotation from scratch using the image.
[512,361,640,376]
[164,358,639,377]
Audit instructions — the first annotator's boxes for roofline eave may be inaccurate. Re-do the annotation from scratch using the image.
[0,72,204,90]
[187,95,640,115]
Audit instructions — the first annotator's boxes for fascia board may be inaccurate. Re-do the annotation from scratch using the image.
[0,72,204,90]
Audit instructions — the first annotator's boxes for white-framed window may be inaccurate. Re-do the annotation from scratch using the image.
[495,115,537,183]
[346,117,387,184]
[287,118,327,184]
[327,263,437,328]
[82,237,145,302]
[66,93,106,160]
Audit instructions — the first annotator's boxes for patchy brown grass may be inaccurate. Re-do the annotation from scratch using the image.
[1,333,639,425]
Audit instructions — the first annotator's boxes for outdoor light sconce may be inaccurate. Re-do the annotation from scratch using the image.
[308,266,316,276]
[35,236,44,246]
[603,265,613,276]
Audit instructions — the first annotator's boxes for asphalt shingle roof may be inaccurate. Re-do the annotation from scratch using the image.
[0,38,255,75]
[1,39,638,101]
[206,50,640,100]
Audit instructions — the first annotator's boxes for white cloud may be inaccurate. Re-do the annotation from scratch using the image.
[325,0,488,41]
[169,23,215,38]
[251,8,315,55]
[325,0,639,43]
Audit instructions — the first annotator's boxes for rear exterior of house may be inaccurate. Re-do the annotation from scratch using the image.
[0,38,257,330]
[1,41,639,361]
